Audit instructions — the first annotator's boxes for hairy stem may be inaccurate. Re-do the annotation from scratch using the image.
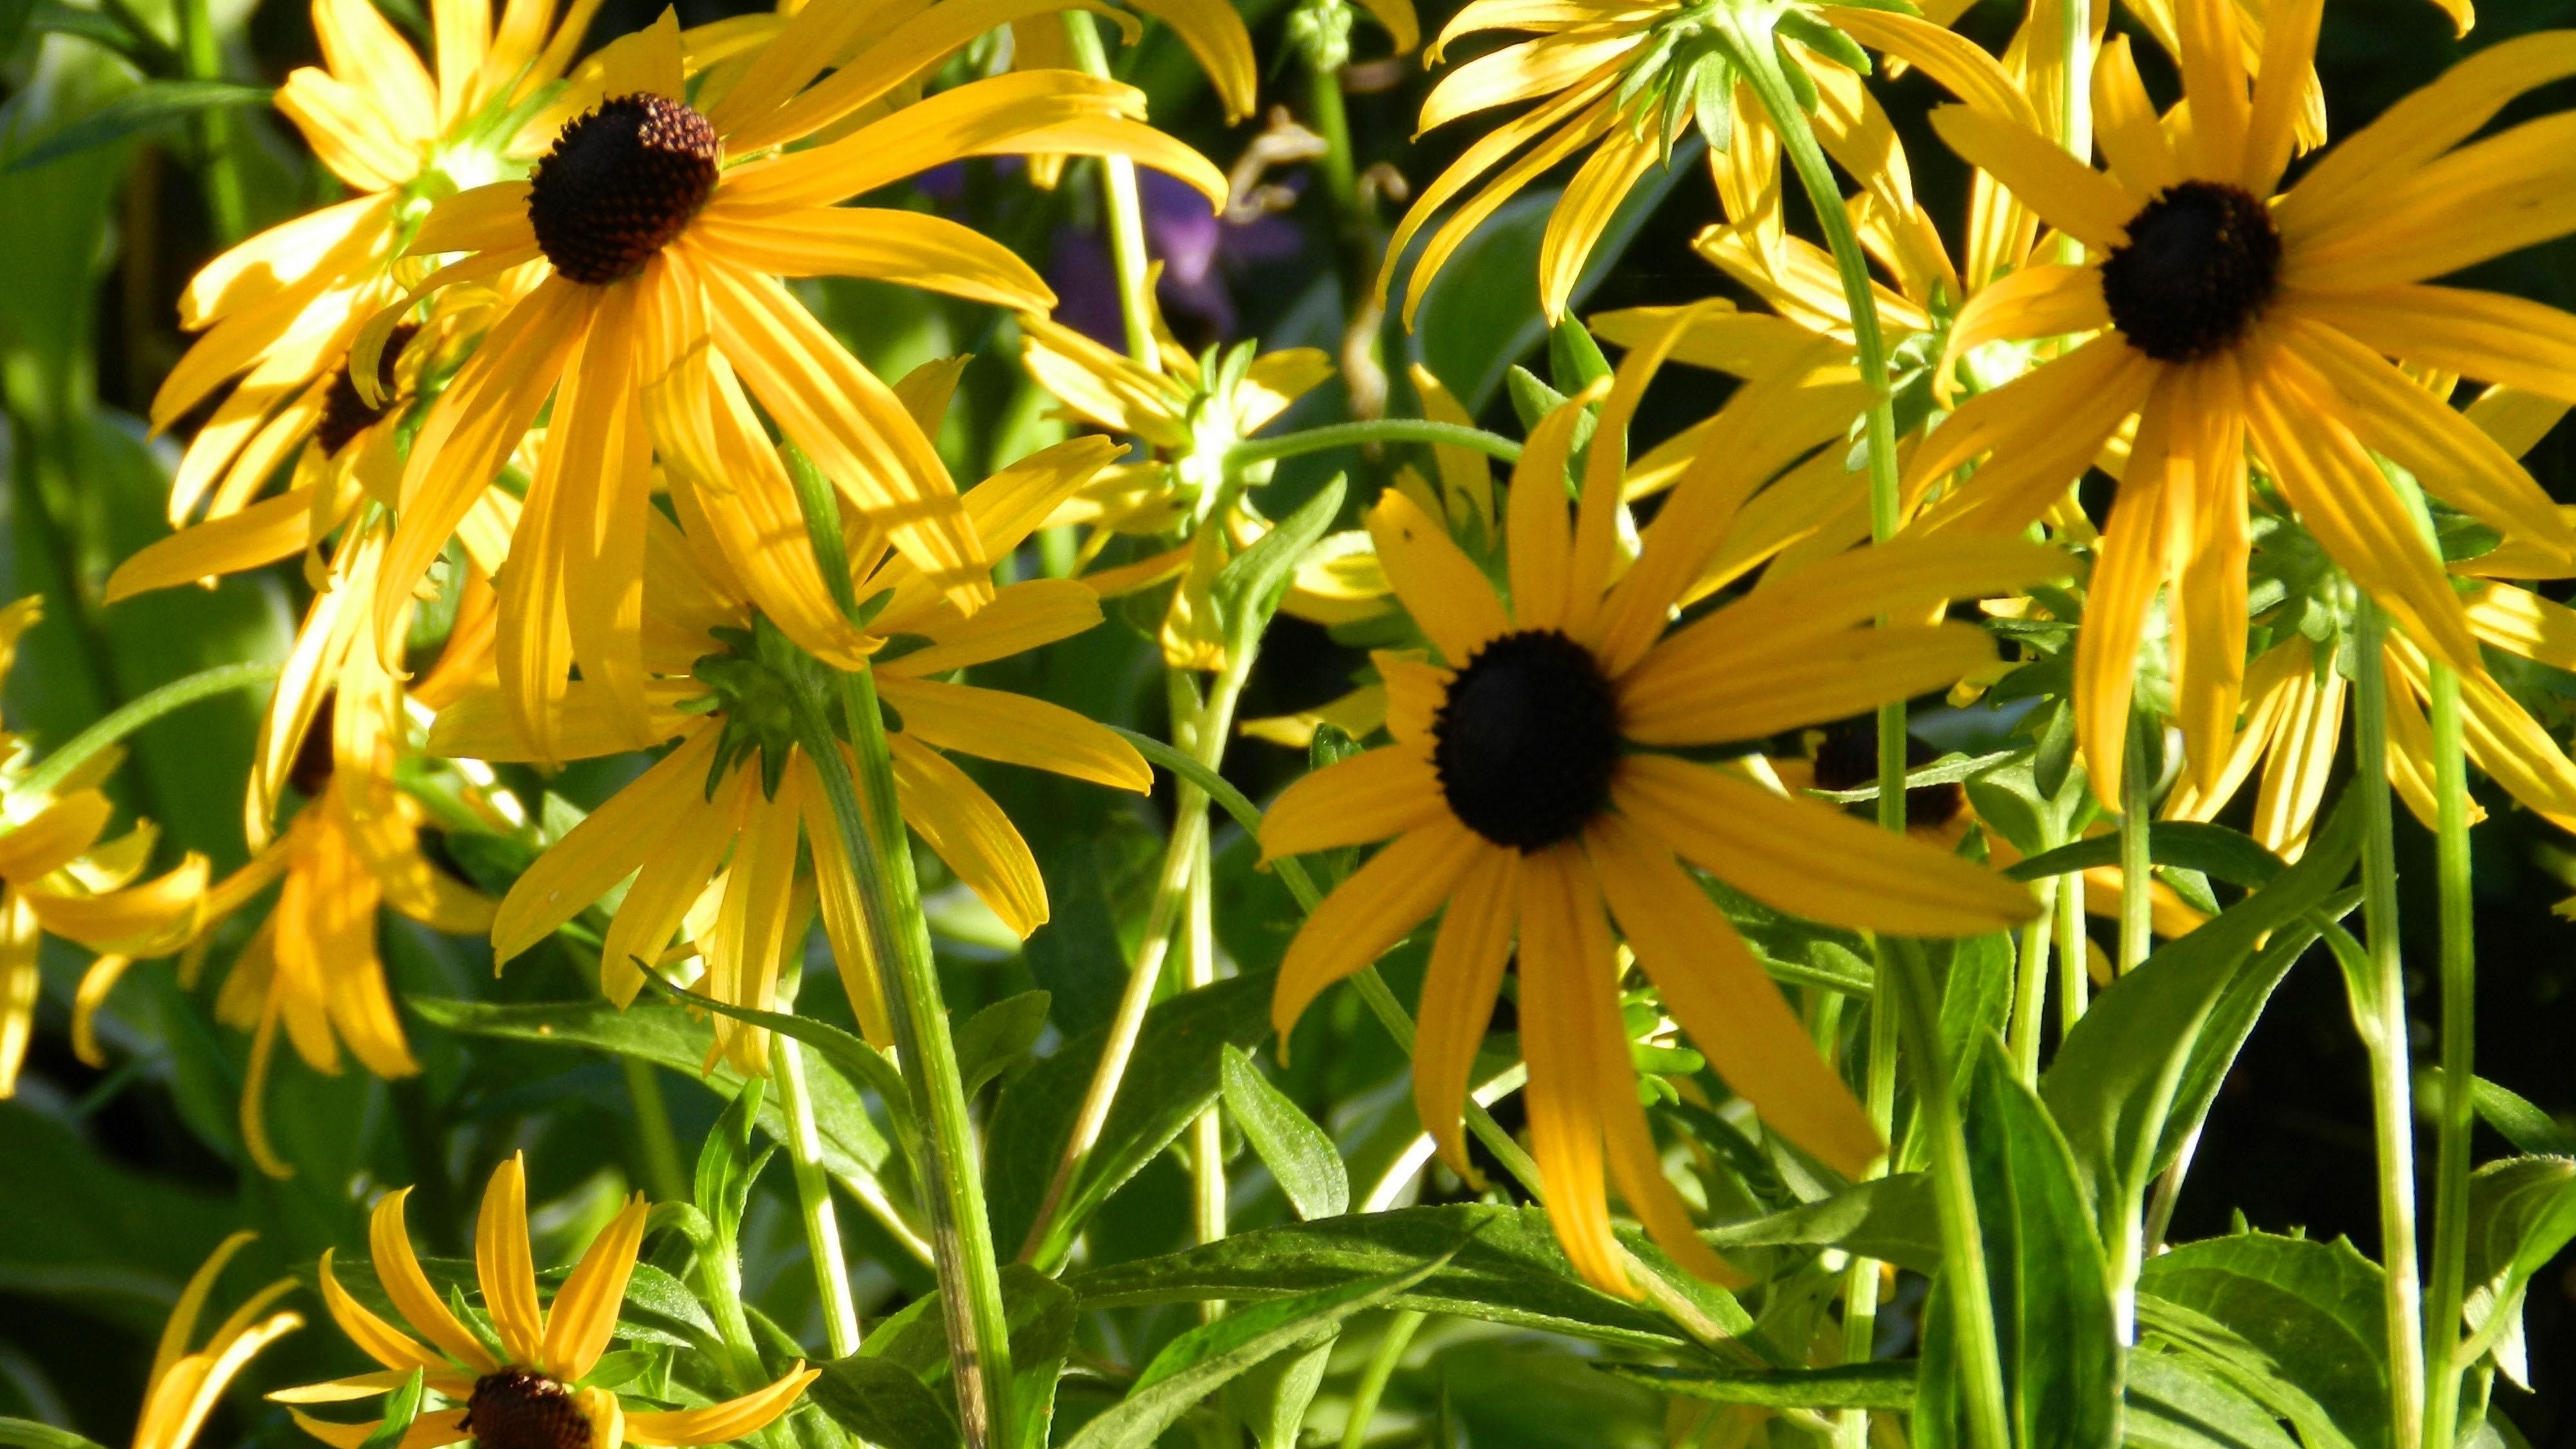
[2421,657,2475,1448]
[773,1032,863,1356]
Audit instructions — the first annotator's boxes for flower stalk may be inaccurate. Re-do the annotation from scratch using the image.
[1063,13,1159,367]
[2422,657,2477,1448]
[771,1027,863,1356]
[2120,712,2154,972]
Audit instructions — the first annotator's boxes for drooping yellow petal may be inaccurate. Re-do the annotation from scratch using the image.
[1912,335,2157,535]
[622,1366,820,1447]
[2074,375,2184,806]
[688,207,1053,311]
[598,768,745,1009]
[1614,757,2037,937]
[491,728,717,961]
[795,750,893,1046]
[1410,847,1517,1178]
[1617,623,2005,747]
[314,1248,446,1375]
[1511,845,1629,1296]
[366,1186,498,1374]
[0,791,113,883]
[286,1407,472,1449]
[1259,745,1447,859]
[875,578,1106,676]
[2168,358,2253,795]
[890,734,1047,936]
[1273,817,1480,1036]
[108,487,321,602]
[1538,123,1658,324]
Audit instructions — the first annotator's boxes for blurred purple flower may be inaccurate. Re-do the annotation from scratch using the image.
[1049,170,1308,349]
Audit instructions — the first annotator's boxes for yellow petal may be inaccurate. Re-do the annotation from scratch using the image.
[109,487,321,602]
[875,578,1106,676]
[688,207,1053,311]
[1511,845,1630,1297]
[369,1187,498,1374]
[286,1407,471,1449]
[541,1193,647,1381]
[409,181,534,256]
[1367,490,1508,665]
[873,676,1148,792]
[314,1248,445,1375]
[475,1153,545,1366]
[1411,847,1517,1177]
[1927,105,2135,252]
[2073,379,2184,806]
[623,1366,819,1447]
[0,791,113,882]
[1273,818,1479,1036]
[1259,744,1446,859]
[890,734,1047,936]
[1617,622,2005,747]
[492,727,716,961]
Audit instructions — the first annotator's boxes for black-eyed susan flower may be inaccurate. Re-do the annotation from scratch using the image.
[150,0,599,537]
[128,1233,303,1449]
[1909,0,2576,805]
[368,5,1227,759]
[274,1155,815,1449]
[1256,313,2050,1294]
[121,528,500,1177]
[433,435,1146,1065]
[0,598,209,1097]
[1018,290,1334,668]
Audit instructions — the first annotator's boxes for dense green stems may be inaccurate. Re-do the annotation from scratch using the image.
[177,0,245,241]
[1062,14,1156,366]
[620,1058,690,1206]
[2120,714,2155,973]
[1228,420,1523,470]
[791,666,1016,1446]
[1025,655,1256,1267]
[2421,658,2476,1448]
[1340,1311,1425,1449]
[2008,879,2057,1085]
[2352,598,2427,1449]
[773,1032,863,1356]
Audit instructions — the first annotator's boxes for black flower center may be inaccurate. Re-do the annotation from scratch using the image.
[1811,723,1965,833]
[314,324,417,456]
[465,1371,590,1449]
[2098,180,2282,363]
[527,93,719,286]
[1432,630,1621,852]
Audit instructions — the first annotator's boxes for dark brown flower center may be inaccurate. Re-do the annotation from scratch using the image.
[465,1371,591,1449]
[1811,724,1966,833]
[2098,180,2282,363]
[1432,629,1621,852]
[527,93,718,286]
[314,324,418,456]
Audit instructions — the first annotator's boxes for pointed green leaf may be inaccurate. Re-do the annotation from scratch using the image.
[1221,1044,1349,1220]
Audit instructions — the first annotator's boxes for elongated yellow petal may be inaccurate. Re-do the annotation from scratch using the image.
[315,0,436,140]
[1615,757,2037,936]
[688,207,1053,311]
[286,1407,471,1449]
[875,578,1105,676]
[1273,818,1479,1036]
[889,735,1046,936]
[623,1366,819,1447]
[1929,105,2136,251]
[1912,335,2157,535]
[492,727,716,961]
[1946,264,2106,361]
[1585,813,1882,1178]
[314,1248,445,1375]
[410,181,534,256]
[794,751,892,1046]
[2168,358,2254,794]
[1259,744,1446,859]
[2074,378,2183,806]
[1538,123,1656,324]
[1619,623,2005,747]
[476,1154,545,1366]
[1368,491,1509,665]
[369,1187,497,1374]
[1511,845,1629,1296]
[1411,847,1517,1178]
[179,195,390,330]
[1121,0,1258,118]
[1504,392,1591,632]
[541,1193,647,1381]
[0,791,113,883]
[109,487,321,602]
[2092,36,2181,201]
[874,677,1148,792]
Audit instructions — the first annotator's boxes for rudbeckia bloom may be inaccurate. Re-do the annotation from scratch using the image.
[0,598,209,1097]
[276,1155,816,1449]
[125,528,498,1177]
[368,5,1226,760]
[128,1232,303,1449]
[1018,294,1334,668]
[435,434,1147,1064]
[1256,313,2049,1293]
[151,0,600,535]
[1909,0,2576,803]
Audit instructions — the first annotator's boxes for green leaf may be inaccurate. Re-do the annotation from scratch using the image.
[1958,1036,2120,1449]
[356,1371,427,1449]
[2004,822,2286,891]
[1213,475,1346,661]
[2152,890,2359,1179]
[2466,1155,2576,1288]
[1223,1334,1336,1449]
[1601,1362,1913,1410]
[1807,750,2021,804]
[957,991,1052,1099]
[1067,1204,1705,1353]
[2123,1352,2300,1449]
[694,1079,768,1245]
[0,1424,109,1449]
[2463,1076,2576,1157]
[1066,1254,1453,1449]
[2139,1233,2389,1449]
[1547,317,1613,395]
[8,80,270,172]
[1700,1173,1941,1274]
[808,1357,964,1449]
[987,970,1278,1267]
[1221,1044,1350,1220]
[2041,792,2360,1252]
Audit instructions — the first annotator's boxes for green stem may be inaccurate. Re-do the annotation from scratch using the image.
[1833,976,1902,1449]
[2120,713,2155,973]
[1227,420,1523,470]
[1346,965,1546,1201]
[790,667,1014,1444]
[2008,875,2057,1086]
[1024,655,1256,1269]
[620,1058,689,1206]
[1884,938,2014,1449]
[2422,656,2474,1449]
[2058,795,2093,1034]
[1340,1311,1424,1449]
[2352,597,2427,1449]
[1063,13,1156,367]
[773,1032,863,1356]
[17,660,281,801]
[1181,684,1228,1320]
[176,0,244,241]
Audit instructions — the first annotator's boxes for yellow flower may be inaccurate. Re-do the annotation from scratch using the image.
[365,3,1226,760]
[1018,290,1335,669]
[1384,0,2000,323]
[1255,312,2049,1294]
[274,1155,816,1449]
[132,1233,303,1449]
[0,598,209,1097]
[1907,0,2576,806]
[433,429,1147,1065]
[150,0,600,538]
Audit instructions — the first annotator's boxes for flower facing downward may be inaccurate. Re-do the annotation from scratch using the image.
[135,1234,303,1449]
[1259,310,2051,1294]
[276,1155,816,1449]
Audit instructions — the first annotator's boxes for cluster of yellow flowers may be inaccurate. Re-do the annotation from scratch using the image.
[17,0,2576,1433]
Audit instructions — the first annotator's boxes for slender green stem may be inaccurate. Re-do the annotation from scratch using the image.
[1228,420,1523,470]
[2057,802,2092,1033]
[176,0,244,241]
[1834,979,1902,1449]
[620,1058,690,1206]
[2120,714,2155,973]
[1340,1311,1424,1449]
[18,660,281,801]
[773,1033,863,1356]
[790,666,1014,1444]
[1346,965,1546,1201]
[1884,939,2013,1449]
[1180,684,1228,1320]
[2422,657,2475,1448]
[1062,13,1156,366]
[2008,876,2057,1085]
[2352,598,2426,1449]
[1024,655,1256,1268]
